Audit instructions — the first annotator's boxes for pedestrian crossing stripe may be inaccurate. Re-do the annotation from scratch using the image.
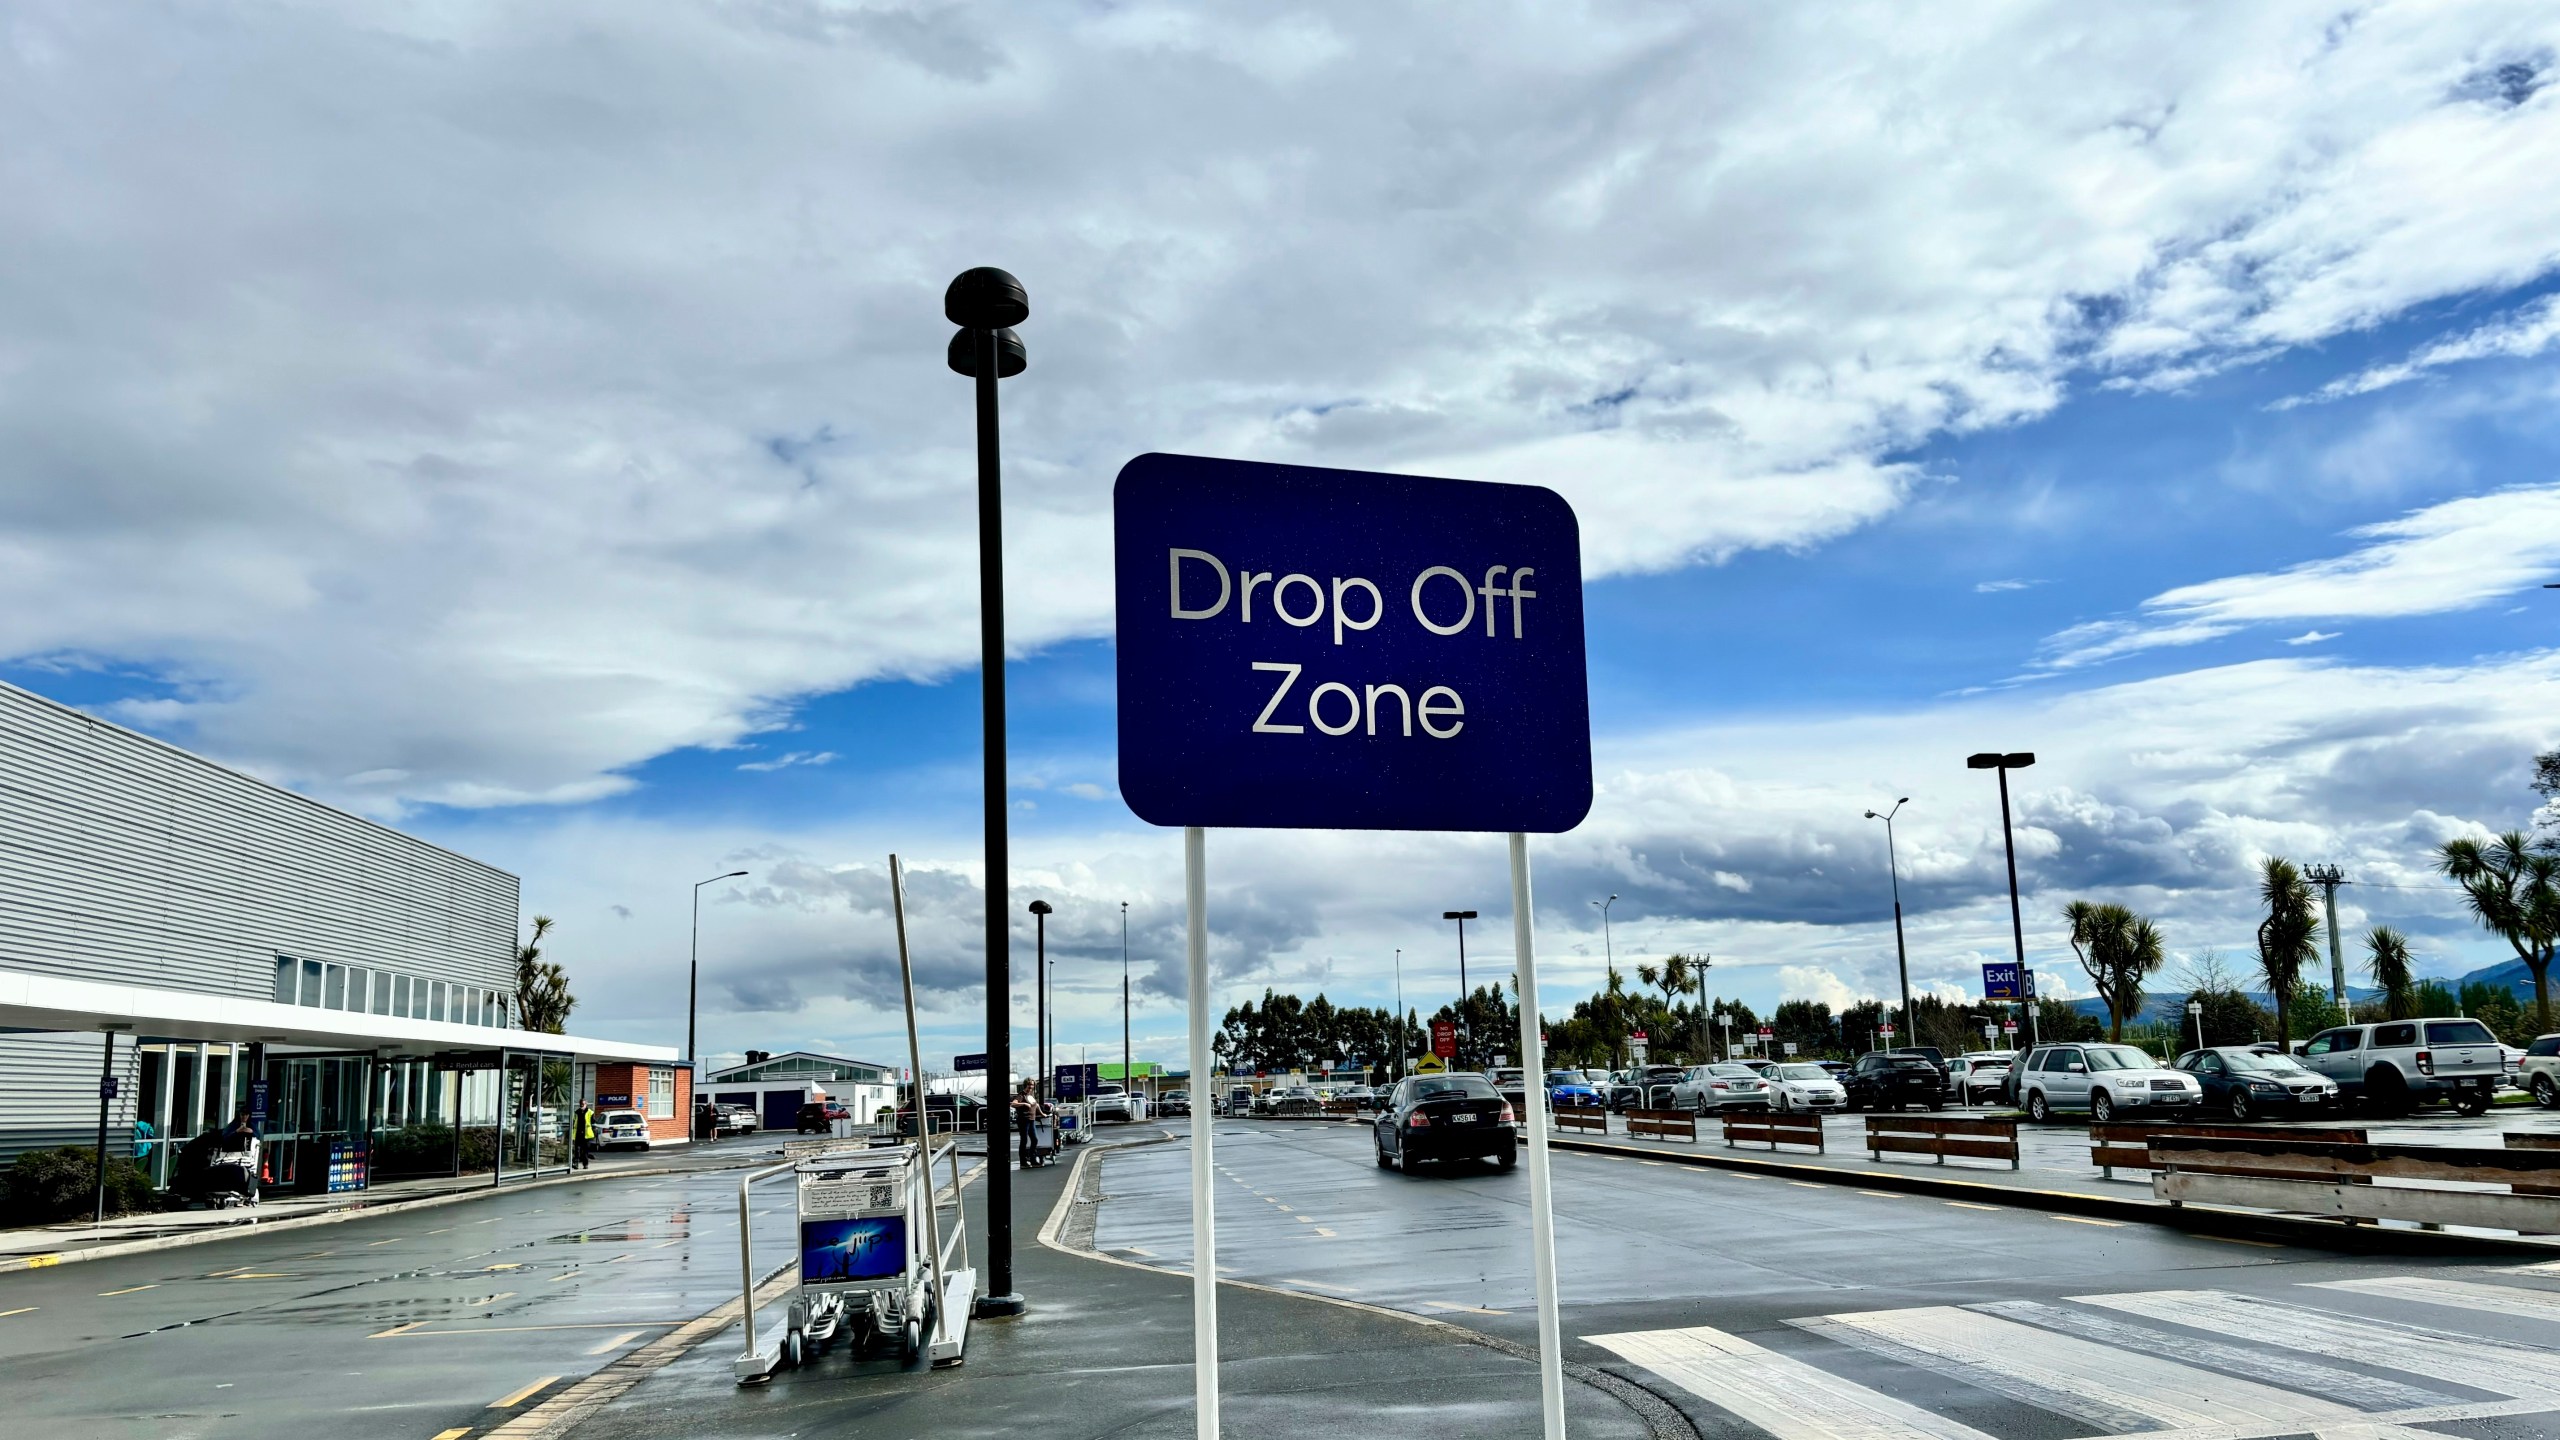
[1590,1278,2560,1440]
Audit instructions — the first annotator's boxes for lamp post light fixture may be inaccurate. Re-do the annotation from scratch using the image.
[1443,910,1478,1060]
[948,264,1030,1318]
[687,870,749,1068]
[1030,901,1053,1104]
[1862,799,1912,1048]
[1966,751,2038,1052]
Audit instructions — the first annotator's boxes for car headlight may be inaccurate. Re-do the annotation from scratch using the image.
[2246,1081,2282,1092]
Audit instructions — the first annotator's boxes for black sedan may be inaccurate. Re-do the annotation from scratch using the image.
[2173,1046,2341,1119]
[1844,1051,1946,1111]
[1608,1065,1689,1111]
[1374,1073,1518,1173]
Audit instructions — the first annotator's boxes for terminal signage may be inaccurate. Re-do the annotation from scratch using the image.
[1054,1063,1098,1100]
[953,1052,988,1074]
[1114,453,1591,832]
[1430,1019,1458,1059]
[1982,962,2022,1001]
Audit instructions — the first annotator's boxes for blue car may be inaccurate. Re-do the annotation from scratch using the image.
[1546,1070,1605,1109]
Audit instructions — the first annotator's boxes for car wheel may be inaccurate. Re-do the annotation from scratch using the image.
[1376,1142,1393,1169]
[2026,1091,2051,1123]
[2091,1091,2115,1124]
[2535,1074,2559,1109]
[2365,1066,2409,1118]
[2457,1087,2493,1118]
[2227,1089,2252,1121]
[1773,1091,1790,1113]
[1497,1147,1518,1170]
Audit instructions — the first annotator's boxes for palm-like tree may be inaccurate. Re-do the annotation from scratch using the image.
[2440,831,2560,1031]
[2364,926,2414,1021]
[1636,954,1703,1057]
[515,914,576,1035]
[2064,901,2165,1040]
[2256,858,2321,1047]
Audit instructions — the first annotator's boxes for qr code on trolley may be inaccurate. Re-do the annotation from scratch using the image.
[864,1181,895,1209]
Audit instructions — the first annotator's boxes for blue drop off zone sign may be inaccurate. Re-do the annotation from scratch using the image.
[1115,453,1590,833]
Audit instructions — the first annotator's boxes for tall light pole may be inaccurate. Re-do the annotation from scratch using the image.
[2304,864,2349,1005]
[1120,901,1132,1112]
[1967,752,2038,1052]
[1393,947,1405,1080]
[948,264,1029,1317]
[1443,910,1478,1064]
[1030,901,1052,1104]
[688,870,749,1067]
[1591,894,1618,1065]
[1864,799,1912,1049]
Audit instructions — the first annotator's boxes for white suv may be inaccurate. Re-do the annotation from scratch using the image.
[2523,1034,2560,1107]
[2017,1042,2201,1123]
[2299,1019,2502,1115]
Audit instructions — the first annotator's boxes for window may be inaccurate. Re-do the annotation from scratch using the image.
[430,981,447,1023]
[646,1068,676,1119]
[301,958,324,1007]
[2304,1034,2334,1057]
[393,974,412,1018]
[323,964,345,1010]
[273,956,297,1005]
[347,968,368,1013]
[2530,1036,2560,1058]
[2374,1023,2418,1049]
[484,989,500,1026]
[2425,1020,2497,1047]
[370,971,390,1016]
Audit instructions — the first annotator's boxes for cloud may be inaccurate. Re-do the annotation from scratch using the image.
[2042,485,2560,667]
[2285,630,2339,646]
[1776,966,1871,1011]
[2276,295,2560,408]
[5,6,2560,808]
[736,750,838,773]
[1975,579,2045,594]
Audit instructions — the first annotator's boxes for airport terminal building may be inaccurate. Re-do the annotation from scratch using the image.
[0,679,676,1192]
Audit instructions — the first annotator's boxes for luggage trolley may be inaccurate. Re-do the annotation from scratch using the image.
[734,1131,974,1381]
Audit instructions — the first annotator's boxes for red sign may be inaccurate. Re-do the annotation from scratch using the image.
[1430,1019,1458,1059]
[1631,1030,1647,1042]
[1758,1027,1772,1038]
[2002,1020,2018,1033]
[1879,1024,1896,1037]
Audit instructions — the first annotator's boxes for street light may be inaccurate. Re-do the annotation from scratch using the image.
[688,870,749,1068]
[1393,947,1405,1080]
[949,264,1030,1318]
[1029,901,1052,1105]
[1863,799,1912,1046]
[1443,910,1478,1060]
[1966,751,2038,1052]
[1120,900,1132,1118]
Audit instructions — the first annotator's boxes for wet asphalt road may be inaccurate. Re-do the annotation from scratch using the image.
[0,1163,793,1440]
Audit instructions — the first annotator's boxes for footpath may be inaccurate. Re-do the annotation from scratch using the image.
[0,1134,791,1271]
[552,1128,1691,1440]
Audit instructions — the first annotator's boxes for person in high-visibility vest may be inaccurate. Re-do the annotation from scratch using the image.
[574,1103,597,1169]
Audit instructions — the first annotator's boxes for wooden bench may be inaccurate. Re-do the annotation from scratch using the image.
[1319,1098,1363,1115]
[2091,1122,2365,1179]
[1724,1110,1825,1153]
[1867,1115,2018,1170]
[1550,1107,1609,1135]
[1627,1108,1697,1143]
[2506,1132,2560,1150]
[2152,1136,2560,1232]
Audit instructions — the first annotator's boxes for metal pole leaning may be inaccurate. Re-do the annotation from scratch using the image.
[891,854,954,1343]
[1510,831,1566,1440]
[1185,825,1221,1439]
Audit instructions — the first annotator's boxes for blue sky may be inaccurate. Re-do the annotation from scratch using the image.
[7,4,2560,1072]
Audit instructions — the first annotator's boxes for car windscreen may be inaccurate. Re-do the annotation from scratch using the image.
[2226,1051,2311,1077]
[1707,1064,1760,1077]
[1879,1056,1933,1070]
[604,1111,642,1125]
[2084,1045,2156,1071]
[1546,1072,1584,1085]
[1776,1064,1829,1081]
[1408,1077,1498,1101]
[2425,1020,2497,1046]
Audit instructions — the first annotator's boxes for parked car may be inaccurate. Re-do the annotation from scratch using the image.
[1092,1084,1140,1122]
[2016,1042,2202,1123]
[2525,1034,2560,1107]
[1844,1051,1946,1112]
[1265,1085,1320,1116]
[2298,1018,2503,1115]
[1374,1073,1518,1173]
[794,1101,835,1134]
[1222,1085,1255,1116]
[1945,1052,2015,1105]
[716,1104,760,1135]
[1340,1086,1379,1111]
[597,1108,651,1151]
[1671,1062,1773,1113]
[1610,1065,1689,1111]
[1546,1070,1606,1109]
[1488,1067,1530,1115]
[1158,1089,1192,1118]
[2172,1046,2341,1119]
[1763,1062,1847,1112]
[2499,1044,2526,1092]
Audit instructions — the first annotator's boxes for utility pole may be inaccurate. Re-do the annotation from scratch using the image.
[2305,864,2349,1006]
[1968,752,2039,1052]
[1442,910,1478,1065]
[1393,947,1405,1081]
[1121,901,1132,1112]
[1865,800,1912,1042]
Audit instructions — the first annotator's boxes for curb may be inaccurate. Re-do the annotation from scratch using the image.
[0,1152,787,1275]
[1546,1134,2560,1257]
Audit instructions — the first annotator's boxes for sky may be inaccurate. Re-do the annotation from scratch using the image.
[8,3,2560,1074]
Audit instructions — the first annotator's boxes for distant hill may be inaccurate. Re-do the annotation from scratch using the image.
[2433,957,2537,1000]
[2060,987,2378,1026]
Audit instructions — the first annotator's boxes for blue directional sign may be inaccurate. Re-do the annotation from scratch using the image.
[1054,1063,1098,1100]
[952,1051,988,1074]
[1982,963,2022,1001]
[1115,453,1591,832]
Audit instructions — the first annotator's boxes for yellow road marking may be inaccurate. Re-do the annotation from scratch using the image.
[1945,1201,2003,1212]
[203,1265,253,1277]
[484,1262,524,1271]
[24,1255,58,1268]
[429,1429,472,1440]
[98,1284,156,1297]
[548,1271,582,1284]
[603,1253,634,1264]
[2053,1214,2125,1227]
[368,1321,424,1339]
[490,1376,560,1408]
[0,1307,35,1318]
[587,1330,644,1355]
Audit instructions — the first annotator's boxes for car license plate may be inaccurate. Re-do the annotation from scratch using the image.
[1449,1113,1477,1124]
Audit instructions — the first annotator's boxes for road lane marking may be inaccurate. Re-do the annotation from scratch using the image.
[2073,1288,2560,1398]
[2199,1234,2281,1248]
[1123,1247,1154,1257]
[0,1307,35,1318]
[426,1227,451,1235]
[225,1272,291,1279]
[1313,1227,1337,1237]
[1802,1303,2363,1430]
[1280,1277,1358,1294]
[1293,1216,1315,1223]
[1969,1299,2455,1412]
[484,1262,525,1271]
[2310,1274,2560,1324]
[1944,1201,2001,1212]
[653,1239,682,1249]
[383,1321,683,1337]
[429,1429,471,1440]
[1586,1323,1995,1440]
[587,1330,644,1355]
[1788,1181,1822,1189]
[2050,1215,2123,1227]
[97,1284,156,1297]
[490,1376,561,1408]
[548,1271,582,1284]
[1424,1301,1509,1315]
[203,1265,253,1277]
[365,1237,402,1246]
[473,1218,501,1225]
[368,1322,424,1338]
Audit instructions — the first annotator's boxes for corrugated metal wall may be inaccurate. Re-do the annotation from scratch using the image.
[0,679,520,1165]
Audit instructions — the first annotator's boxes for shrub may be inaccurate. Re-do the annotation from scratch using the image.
[2,1146,157,1225]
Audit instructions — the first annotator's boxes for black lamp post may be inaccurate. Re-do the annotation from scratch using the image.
[1120,900,1131,1113]
[1864,799,1911,1049]
[1442,909,1477,1064]
[688,870,749,1068]
[949,265,1029,1318]
[1030,901,1052,1105]
[1966,752,2038,1052]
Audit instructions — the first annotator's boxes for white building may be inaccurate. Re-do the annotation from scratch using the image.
[703,1050,897,1131]
[0,679,674,1192]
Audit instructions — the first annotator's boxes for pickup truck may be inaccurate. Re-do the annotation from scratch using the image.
[2298,1018,2502,1115]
